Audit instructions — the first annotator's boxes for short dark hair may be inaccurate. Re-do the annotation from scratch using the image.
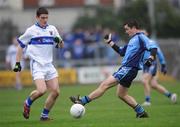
[123,19,140,29]
[36,7,48,17]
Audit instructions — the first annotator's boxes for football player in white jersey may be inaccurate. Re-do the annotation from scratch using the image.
[13,7,64,121]
[6,36,26,90]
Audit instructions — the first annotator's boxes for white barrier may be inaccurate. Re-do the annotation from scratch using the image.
[77,66,142,84]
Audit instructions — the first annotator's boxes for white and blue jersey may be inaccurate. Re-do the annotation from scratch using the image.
[143,39,166,76]
[113,32,156,88]
[17,23,62,65]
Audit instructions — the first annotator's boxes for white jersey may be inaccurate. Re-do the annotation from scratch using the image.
[17,23,62,65]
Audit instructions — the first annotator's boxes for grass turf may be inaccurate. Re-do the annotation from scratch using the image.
[0,81,179,127]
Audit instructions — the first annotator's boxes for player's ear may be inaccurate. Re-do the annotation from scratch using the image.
[36,15,40,20]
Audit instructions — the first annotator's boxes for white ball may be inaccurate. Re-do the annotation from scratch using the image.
[171,93,177,103]
[70,104,85,118]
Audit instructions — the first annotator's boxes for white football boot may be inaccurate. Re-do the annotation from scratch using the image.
[142,101,151,106]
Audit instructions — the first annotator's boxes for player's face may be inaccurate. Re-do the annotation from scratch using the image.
[37,14,48,27]
[124,25,136,37]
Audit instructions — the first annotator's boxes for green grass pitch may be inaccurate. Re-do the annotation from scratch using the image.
[0,81,179,127]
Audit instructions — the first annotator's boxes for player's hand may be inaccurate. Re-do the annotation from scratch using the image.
[104,34,112,44]
[13,62,21,72]
[54,37,63,48]
[144,58,153,67]
[161,64,167,75]
[54,36,61,43]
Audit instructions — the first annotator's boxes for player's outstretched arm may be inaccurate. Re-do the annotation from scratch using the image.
[104,33,119,52]
[104,34,126,56]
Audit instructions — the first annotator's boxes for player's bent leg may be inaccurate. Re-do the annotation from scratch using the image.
[31,79,48,99]
[43,89,59,109]
[23,79,47,119]
[45,78,59,108]
[151,78,177,103]
[40,78,59,120]
[151,78,168,94]
[117,85,148,118]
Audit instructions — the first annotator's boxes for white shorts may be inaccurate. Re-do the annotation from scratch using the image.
[30,60,58,81]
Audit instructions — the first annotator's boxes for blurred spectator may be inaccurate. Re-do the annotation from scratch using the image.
[56,27,120,67]
[5,36,26,90]
[71,38,85,60]
[84,29,96,58]
[73,28,85,41]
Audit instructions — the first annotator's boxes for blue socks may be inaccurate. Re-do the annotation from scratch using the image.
[81,96,91,105]
[41,108,49,118]
[145,96,150,102]
[25,97,50,118]
[145,92,172,101]
[25,97,33,108]
[134,104,145,114]
[164,92,171,98]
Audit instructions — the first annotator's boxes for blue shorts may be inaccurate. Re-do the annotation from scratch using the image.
[113,67,138,88]
[143,61,157,76]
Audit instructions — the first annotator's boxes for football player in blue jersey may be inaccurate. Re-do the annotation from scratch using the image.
[70,19,158,118]
[141,29,177,106]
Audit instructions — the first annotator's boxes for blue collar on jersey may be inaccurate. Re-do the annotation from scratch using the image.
[131,32,143,38]
[35,22,48,29]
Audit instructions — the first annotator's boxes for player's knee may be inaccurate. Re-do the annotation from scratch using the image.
[141,78,148,85]
[52,89,60,99]
[54,89,60,97]
[37,89,47,96]
[117,92,125,99]
[151,84,157,89]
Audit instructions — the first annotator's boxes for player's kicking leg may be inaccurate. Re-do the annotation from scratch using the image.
[23,79,47,119]
[70,75,117,105]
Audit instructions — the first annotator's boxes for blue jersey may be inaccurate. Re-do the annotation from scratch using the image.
[116,32,156,70]
[143,39,166,65]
